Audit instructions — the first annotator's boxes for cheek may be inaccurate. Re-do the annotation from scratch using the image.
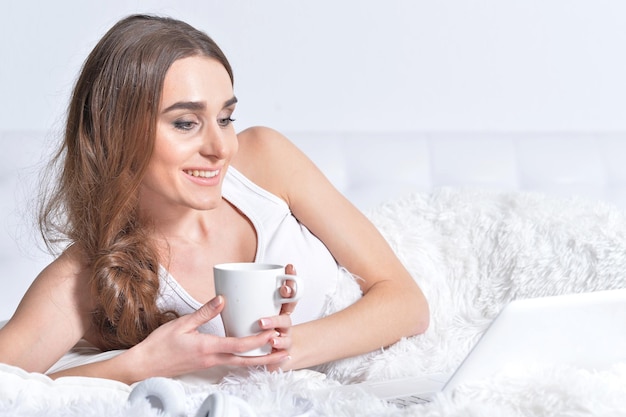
[231,137,239,156]
[144,143,183,184]
[228,131,239,156]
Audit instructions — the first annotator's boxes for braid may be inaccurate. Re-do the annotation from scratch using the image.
[90,225,175,350]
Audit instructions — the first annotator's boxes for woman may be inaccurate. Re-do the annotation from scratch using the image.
[0,14,428,384]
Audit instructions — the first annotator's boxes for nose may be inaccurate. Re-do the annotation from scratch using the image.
[199,125,231,160]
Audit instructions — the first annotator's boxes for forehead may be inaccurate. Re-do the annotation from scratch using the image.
[160,56,233,108]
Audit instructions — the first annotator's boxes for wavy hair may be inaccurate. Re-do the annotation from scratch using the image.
[39,14,234,349]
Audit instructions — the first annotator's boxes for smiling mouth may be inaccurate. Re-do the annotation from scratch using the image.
[184,169,220,178]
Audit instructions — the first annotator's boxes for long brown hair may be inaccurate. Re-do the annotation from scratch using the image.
[39,14,234,350]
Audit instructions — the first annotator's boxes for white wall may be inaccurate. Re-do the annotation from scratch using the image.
[1,0,625,133]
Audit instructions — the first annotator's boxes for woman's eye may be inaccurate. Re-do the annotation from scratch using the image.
[218,117,236,127]
[173,120,198,131]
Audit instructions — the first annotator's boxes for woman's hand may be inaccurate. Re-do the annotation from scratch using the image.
[259,264,299,355]
[118,295,291,382]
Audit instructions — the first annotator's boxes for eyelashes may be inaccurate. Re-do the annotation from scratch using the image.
[172,117,235,131]
[218,117,236,127]
[173,120,198,131]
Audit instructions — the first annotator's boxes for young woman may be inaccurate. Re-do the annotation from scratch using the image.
[0,14,429,384]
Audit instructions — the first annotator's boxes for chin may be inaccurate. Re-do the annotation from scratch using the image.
[193,198,223,211]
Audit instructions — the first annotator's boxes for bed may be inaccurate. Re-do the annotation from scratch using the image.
[1,131,626,416]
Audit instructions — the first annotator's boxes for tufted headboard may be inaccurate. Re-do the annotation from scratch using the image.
[1,130,625,319]
[288,131,626,212]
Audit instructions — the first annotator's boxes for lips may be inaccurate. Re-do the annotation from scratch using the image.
[184,169,220,178]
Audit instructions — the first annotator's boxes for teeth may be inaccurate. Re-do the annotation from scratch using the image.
[185,169,219,178]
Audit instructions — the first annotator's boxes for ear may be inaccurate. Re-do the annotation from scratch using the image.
[195,391,257,417]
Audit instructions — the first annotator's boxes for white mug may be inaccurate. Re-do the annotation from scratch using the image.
[213,262,303,356]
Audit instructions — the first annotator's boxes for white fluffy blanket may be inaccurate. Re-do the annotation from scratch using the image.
[2,188,626,416]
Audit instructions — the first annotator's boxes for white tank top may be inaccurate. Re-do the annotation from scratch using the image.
[156,166,343,335]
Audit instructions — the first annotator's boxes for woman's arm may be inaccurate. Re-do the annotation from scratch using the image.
[0,248,290,383]
[233,127,430,370]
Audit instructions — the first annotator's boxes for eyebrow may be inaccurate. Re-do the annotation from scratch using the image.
[162,96,238,114]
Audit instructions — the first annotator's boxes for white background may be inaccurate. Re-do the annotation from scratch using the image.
[1,0,625,134]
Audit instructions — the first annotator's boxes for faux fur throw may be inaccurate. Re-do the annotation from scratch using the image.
[1,188,626,416]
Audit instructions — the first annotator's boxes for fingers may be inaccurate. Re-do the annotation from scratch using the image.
[226,349,291,368]
[269,331,292,351]
[259,314,292,331]
[182,296,225,330]
[279,283,294,298]
[280,264,298,316]
[217,329,284,356]
[258,315,293,350]
[280,299,297,317]
[222,331,292,366]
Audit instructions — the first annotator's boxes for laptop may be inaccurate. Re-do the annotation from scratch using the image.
[333,288,626,407]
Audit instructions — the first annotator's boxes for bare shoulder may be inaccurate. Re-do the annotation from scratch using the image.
[233,126,312,200]
[0,245,93,372]
[19,245,94,321]
[234,126,299,167]
[38,245,90,293]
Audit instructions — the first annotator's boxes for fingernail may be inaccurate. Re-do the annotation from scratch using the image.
[259,318,269,328]
[209,295,223,308]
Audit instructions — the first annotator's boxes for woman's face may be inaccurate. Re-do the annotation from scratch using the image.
[140,56,238,215]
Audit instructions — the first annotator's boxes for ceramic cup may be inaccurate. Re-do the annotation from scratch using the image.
[213,262,303,356]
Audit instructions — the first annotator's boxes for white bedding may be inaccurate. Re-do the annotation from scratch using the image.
[2,188,626,416]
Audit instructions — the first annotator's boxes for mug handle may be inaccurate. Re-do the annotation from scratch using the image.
[275,274,303,304]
